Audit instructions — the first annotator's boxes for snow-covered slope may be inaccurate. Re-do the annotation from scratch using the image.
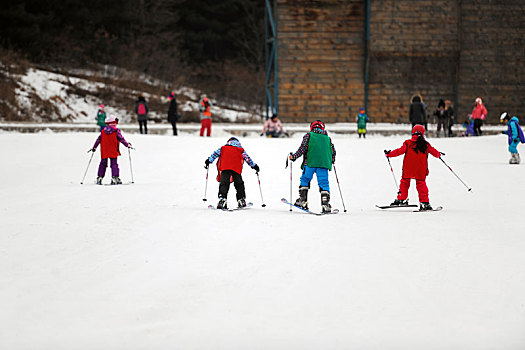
[1,132,525,349]
[8,66,260,123]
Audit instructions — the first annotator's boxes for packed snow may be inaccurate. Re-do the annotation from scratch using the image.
[1,130,525,349]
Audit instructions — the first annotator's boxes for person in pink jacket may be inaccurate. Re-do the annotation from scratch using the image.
[261,114,287,138]
[471,97,487,136]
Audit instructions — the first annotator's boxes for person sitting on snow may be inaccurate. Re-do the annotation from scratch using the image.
[261,114,287,138]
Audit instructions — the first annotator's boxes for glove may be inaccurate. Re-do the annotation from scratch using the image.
[260,133,264,137]
[127,143,133,149]
[384,150,391,155]
[88,148,96,153]
[513,138,519,143]
[440,152,446,156]
[204,159,210,169]
[289,152,294,161]
[501,131,507,135]
[252,164,260,172]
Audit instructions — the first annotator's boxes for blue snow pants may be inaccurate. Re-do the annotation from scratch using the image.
[509,140,520,154]
[300,165,330,192]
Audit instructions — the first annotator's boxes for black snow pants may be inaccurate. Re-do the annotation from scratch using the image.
[219,170,246,200]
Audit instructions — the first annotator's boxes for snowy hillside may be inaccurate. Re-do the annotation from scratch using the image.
[4,65,261,123]
[2,131,525,349]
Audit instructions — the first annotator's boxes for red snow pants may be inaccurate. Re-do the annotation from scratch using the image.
[200,118,212,137]
[397,178,429,203]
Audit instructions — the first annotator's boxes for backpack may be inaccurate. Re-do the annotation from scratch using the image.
[137,102,146,115]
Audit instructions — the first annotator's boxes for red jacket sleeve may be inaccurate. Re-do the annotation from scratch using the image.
[387,141,408,157]
[427,144,441,158]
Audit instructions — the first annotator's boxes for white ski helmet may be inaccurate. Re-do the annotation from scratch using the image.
[500,112,510,122]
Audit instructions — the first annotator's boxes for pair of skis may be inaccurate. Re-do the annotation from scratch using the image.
[208,202,254,212]
[376,204,443,212]
[281,198,339,216]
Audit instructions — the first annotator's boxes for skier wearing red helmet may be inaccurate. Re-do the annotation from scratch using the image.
[384,124,442,211]
[289,120,336,213]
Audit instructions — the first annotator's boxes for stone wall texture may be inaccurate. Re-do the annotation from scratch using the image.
[276,0,525,123]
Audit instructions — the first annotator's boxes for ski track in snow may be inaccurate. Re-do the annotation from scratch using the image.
[1,132,525,349]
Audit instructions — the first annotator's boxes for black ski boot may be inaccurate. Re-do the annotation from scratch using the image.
[294,186,309,209]
[96,176,103,185]
[321,190,331,213]
[419,202,433,211]
[217,197,227,209]
[111,176,122,185]
[390,199,408,206]
[237,198,247,208]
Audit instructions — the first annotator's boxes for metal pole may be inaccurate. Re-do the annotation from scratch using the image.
[256,172,266,207]
[440,157,472,192]
[386,156,399,191]
[203,166,209,201]
[80,151,95,184]
[128,148,135,184]
[333,165,347,212]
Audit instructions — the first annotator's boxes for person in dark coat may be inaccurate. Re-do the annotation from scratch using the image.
[445,100,455,136]
[167,92,179,136]
[434,99,448,137]
[134,96,149,134]
[409,95,428,131]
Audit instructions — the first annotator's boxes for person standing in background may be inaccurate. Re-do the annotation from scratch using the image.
[471,97,487,136]
[96,104,106,132]
[445,100,455,136]
[409,95,428,132]
[135,95,149,134]
[356,107,369,138]
[434,99,448,137]
[199,94,212,137]
[167,92,179,136]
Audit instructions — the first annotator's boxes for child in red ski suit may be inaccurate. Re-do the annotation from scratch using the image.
[204,137,259,209]
[384,124,442,211]
[91,115,132,185]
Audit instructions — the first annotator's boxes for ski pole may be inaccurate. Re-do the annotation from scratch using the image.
[256,172,266,207]
[439,157,472,192]
[333,165,347,212]
[385,154,399,191]
[128,147,135,184]
[203,166,209,201]
[286,154,292,211]
[80,150,95,184]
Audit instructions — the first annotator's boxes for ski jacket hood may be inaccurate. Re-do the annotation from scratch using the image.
[226,138,242,148]
[102,125,117,135]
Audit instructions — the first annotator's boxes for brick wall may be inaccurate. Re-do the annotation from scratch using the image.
[458,0,525,123]
[277,0,365,122]
[276,0,525,123]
